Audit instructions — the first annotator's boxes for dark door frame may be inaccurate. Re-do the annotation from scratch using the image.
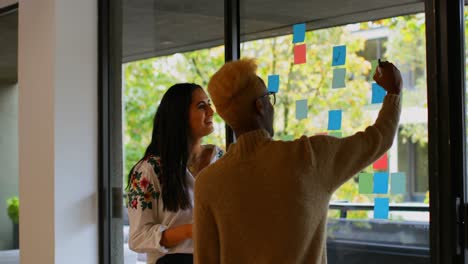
[425,0,466,263]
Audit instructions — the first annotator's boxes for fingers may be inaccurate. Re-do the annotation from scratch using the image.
[373,60,398,80]
[372,60,402,94]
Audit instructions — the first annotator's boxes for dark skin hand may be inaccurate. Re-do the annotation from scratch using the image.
[374,59,403,95]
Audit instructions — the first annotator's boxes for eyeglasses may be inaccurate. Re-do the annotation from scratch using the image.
[258,92,276,105]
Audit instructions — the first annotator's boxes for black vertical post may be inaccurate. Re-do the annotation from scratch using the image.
[224,0,240,148]
[425,0,466,263]
[98,0,111,263]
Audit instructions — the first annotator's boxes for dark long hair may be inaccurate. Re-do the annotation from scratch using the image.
[127,83,200,212]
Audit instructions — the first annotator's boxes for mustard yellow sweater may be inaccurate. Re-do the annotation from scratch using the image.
[194,94,401,264]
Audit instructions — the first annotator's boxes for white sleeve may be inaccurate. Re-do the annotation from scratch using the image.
[127,161,169,254]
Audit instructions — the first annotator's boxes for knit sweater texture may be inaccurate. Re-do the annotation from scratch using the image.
[194,94,401,264]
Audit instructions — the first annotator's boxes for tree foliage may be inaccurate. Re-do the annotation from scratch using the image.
[124,14,428,218]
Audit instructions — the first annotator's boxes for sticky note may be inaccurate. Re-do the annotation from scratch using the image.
[358,173,373,194]
[374,198,389,219]
[332,45,346,66]
[371,82,387,104]
[329,131,342,138]
[314,132,328,136]
[332,68,346,88]
[370,60,378,80]
[268,75,280,93]
[373,153,388,171]
[294,44,307,65]
[292,23,306,43]
[328,110,342,130]
[295,99,308,120]
[373,172,389,194]
[282,134,295,141]
[391,172,406,194]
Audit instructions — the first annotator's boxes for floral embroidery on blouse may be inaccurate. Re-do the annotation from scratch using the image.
[127,156,161,211]
[216,148,225,159]
[147,155,163,182]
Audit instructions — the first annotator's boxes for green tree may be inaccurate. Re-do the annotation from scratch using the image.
[124,14,429,219]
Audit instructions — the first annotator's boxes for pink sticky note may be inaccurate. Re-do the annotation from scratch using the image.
[294,44,306,64]
[314,132,328,136]
[373,153,388,171]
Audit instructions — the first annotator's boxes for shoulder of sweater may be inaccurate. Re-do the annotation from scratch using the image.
[196,154,228,185]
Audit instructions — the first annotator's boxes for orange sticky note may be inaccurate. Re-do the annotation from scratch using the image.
[373,153,388,171]
[314,132,328,136]
[294,44,306,64]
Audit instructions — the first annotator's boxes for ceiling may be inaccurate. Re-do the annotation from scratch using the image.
[0,9,17,83]
[122,0,424,62]
[0,0,426,77]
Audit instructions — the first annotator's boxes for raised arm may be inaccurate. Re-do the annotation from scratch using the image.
[311,61,402,191]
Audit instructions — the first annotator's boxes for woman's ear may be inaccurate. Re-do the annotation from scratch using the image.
[255,98,265,116]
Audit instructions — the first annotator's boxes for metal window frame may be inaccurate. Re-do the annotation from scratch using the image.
[425,0,467,263]
[98,0,468,263]
[98,0,111,262]
[224,0,239,147]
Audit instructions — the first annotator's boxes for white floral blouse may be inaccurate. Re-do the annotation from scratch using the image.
[126,145,224,264]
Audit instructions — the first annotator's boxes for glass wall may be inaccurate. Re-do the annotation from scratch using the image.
[240,6,428,263]
[0,7,19,263]
[116,0,432,263]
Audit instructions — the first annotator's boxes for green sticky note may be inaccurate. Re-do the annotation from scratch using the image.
[281,134,295,141]
[358,173,373,194]
[329,131,342,138]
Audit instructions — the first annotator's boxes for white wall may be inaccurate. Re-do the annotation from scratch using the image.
[18,0,98,263]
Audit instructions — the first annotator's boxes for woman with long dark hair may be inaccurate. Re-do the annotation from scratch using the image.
[126,83,224,264]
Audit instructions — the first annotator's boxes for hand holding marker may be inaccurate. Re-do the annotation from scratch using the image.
[374,58,402,95]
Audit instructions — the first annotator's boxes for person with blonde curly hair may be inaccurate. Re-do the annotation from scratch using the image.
[194,58,402,264]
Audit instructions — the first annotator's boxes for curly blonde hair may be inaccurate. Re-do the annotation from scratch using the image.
[207,58,265,128]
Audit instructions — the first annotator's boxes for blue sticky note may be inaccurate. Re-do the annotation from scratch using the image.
[391,172,406,194]
[332,68,346,88]
[371,82,387,104]
[293,23,306,43]
[374,198,389,219]
[295,99,308,120]
[332,45,346,66]
[373,172,389,194]
[328,110,342,130]
[268,75,280,93]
